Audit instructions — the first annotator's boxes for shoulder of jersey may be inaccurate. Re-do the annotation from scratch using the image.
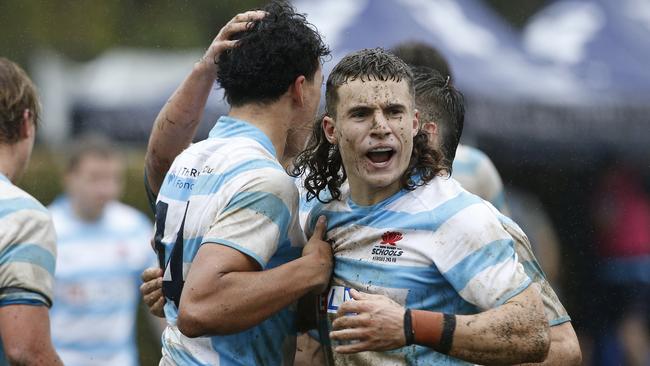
[407,175,466,209]
[456,144,489,163]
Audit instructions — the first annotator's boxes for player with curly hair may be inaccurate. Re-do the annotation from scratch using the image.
[143,2,333,365]
[294,48,550,365]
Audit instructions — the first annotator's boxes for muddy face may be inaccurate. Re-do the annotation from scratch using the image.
[324,78,418,204]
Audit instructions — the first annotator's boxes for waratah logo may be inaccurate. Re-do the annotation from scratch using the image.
[380,231,403,245]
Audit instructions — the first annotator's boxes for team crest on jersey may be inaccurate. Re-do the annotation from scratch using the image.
[371,231,404,263]
[381,231,402,245]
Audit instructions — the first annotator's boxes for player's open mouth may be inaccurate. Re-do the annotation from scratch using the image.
[366,147,395,165]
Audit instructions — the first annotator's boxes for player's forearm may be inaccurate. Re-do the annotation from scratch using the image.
[448,286,550,364]
[517,322,581,366]
[178,253,328,337]
[145,60,215,195]
[0,305,64,366]
[5,345,63,366]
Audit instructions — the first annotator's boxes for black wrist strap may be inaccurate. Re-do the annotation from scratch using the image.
[403,308,415,345]
[436,313,456,354]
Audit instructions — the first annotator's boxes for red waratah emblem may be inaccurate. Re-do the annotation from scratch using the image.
[380,231,403,245]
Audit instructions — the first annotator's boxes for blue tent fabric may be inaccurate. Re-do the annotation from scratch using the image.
[295,0,589,104]
[523,0,650,103]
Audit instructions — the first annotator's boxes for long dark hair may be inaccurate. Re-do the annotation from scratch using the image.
[291,49,446,203]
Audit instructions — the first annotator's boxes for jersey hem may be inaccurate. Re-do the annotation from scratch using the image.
[549,315,571,327]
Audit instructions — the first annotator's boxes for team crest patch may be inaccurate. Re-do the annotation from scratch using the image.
[372,231,404,263]
[380,231,403,245]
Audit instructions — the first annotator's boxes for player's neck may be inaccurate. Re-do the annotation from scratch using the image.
[0,143,25,183]
[228,103,291,162]
[348,178,402,207]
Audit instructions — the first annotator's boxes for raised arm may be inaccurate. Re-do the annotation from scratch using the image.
[145,11,266,195]
[330,284,549,364]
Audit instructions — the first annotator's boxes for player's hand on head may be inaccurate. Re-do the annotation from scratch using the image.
[302,215,333,294]
[201,10,267,74]
[140,267,165,318]
[329,289,407,353]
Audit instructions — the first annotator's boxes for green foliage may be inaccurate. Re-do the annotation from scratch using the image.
[1,1,542,67]
[19,147,153,217]
[0,0,267,65]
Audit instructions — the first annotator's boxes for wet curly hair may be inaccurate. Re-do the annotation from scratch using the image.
[217,0,330,107]
[291,48,446,203]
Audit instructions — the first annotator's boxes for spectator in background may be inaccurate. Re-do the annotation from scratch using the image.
[0,57,63,365]
[591,159,650,366]
[48,135,161,366]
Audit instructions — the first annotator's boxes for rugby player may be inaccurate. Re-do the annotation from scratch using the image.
[294,48,550,365]
[408,66,581,365]
[0,57,63,365]
[143,2,333,364]
[392,41,581,365]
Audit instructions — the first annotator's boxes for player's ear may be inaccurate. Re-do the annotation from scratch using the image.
[421,122,438,146]
[19,109,35,140]
[412,109,420,137]
[323,115,337,144]
[290,75,307,106]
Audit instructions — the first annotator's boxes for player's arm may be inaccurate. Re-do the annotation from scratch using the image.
[518,322,581,366]
[145,11,266,195]
[330,284,549,364]
[176,216,332,337]
[0,303,63,365]
[502,215,581,365]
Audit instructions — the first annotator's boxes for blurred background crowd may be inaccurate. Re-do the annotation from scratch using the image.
[2,0,649,365]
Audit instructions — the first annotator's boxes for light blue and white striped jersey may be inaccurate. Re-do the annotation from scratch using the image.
[490,208,570,327]
[0,173,57,365]
[452,144,508,214]
[304,177,530,366]
[0,173,56,307]
[48,196,154,366]
[155,116,305,366]
[451,145,570,326]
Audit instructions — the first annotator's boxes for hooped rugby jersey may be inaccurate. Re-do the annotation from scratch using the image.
[48,196,155,366]
[304,177,531,366]
[490,209,570,327]
[155,116,305,365]
[0,173,57,364]
[452,144,508,214]
[0,173,56,307]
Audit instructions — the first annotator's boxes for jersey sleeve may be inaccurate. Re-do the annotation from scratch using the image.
[431,201,531,310]
[475,154,510,215]
[201,170,299,269]
[0,204,56,307]
[499,214,571,325]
